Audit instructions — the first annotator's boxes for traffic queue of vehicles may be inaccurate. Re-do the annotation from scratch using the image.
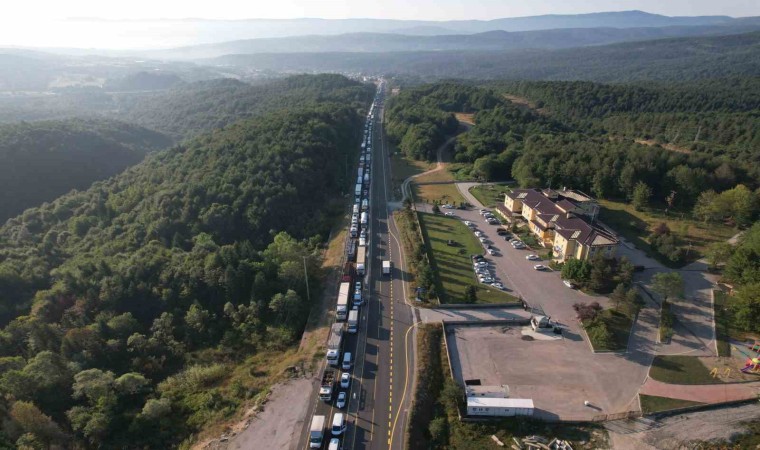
[309,81,384,449]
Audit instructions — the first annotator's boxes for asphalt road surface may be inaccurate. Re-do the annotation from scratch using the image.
[297,83,417,450]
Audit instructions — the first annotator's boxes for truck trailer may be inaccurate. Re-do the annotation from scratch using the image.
[356,247,367,276]
[326,323,344,366]
[336,282,350,321]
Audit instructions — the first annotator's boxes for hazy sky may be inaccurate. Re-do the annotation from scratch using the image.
[6,0,759,22]
[1,0,758,49]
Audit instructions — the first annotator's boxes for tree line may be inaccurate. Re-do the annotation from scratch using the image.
[0,81,370,447]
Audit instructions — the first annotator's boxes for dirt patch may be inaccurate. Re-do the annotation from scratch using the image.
[698,356,760,382]
[454,113,475,125]
[634,138,691,154]
[502,94,548,115]
[608,402,760,450]
[220,378,314,450]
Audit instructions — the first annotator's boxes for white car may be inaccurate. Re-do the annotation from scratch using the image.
[478,237,486,243]
[486,248,497,255]
[463,221,472,226]
[526,254,540,261]
[340,372,351,389]
[444,212,455,216]
[491,282,505,290]
[512,242,526,249]
[563,280,576,289]
[442,204,454,209]
[475,261,489,267]
[474,231,483,237]
[480,276,495,284]
[533,264,549,271]
[336,391,347,409]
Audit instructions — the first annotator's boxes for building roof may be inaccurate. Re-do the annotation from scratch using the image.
[556,199,577,213]
[554,215,617,247]
[467,397,534,409]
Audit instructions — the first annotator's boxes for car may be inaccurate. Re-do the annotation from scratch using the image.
[509,238,521,243]
[463,221,472,226]
[534,264,549,271]
[478,237,486,243]
[486,248,497,255]
[471,254,485,261]
[496,228,508,235]
[360,230,367,239]
[491,282,505,290]
[475,261,489,267]
[563,280,576,289]
[329,438,342,450]
[479,209,488,214]
[336,391,347,409]
[442,204,454,209]
[474,231,483,237]
[340,372,350,389]
[526,254,540,261]
[475,268,491,275]
[355,281,361,292]
[444,212,455,216]
[480,277,495,284]
[512,242,526,249]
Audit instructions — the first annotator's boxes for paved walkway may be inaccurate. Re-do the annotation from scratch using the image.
[640,378,760,403]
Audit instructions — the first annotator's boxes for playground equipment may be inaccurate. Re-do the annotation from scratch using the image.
[741,357,760,374]
[750,340,760,353]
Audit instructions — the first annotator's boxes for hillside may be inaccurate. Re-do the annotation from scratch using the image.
[0,75,370,448]
[158,23,760,60]
[211,30,760,82]
[112,74,374,139]
[0,118,171,222]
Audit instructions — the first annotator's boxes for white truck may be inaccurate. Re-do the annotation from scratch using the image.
[309,415,325,448]
[361,199,368,211]
[336,282,350,321]
[326,322,344,366]
[319,370,335,401]
[347,310,359,334]
[360,212,368,226]
[382,260,391,276]
[355,184,362,197]
[356,247,366,276]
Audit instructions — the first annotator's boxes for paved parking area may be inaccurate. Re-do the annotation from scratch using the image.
[446,324,645,421]
[418,306,531,323]
[448,206,609,334]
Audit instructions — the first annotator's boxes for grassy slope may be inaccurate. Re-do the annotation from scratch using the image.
[585,309,634,352]
[649,355,725,384]
[469,184,513,208]
[599,199,735,267]
[639,394,704,415]
[418,212,517,304]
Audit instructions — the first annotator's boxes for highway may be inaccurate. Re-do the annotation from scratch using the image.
[296,80,418,450]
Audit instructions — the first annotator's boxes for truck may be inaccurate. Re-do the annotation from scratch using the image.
[360,212,368,226]
[355,184,362,197]
[342,262,354,284]
[326,323,343,366]
[318,370,335,401]
[361,199,369,211]
[356,247,367,276]
[336,282,350,321]
[364,173,370,184]
[309,415,326,448]
[348,310,358,333]
[382,260,391,276]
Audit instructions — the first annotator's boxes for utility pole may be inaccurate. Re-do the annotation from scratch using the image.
[303,256,311,303]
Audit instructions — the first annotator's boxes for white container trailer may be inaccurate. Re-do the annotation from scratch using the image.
[309,415,326,448]
[466,397,534,417]
[336,282,350,321]
[355,184,362,197]
[356,247,366,275]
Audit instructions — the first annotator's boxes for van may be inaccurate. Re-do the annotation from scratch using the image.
[331,413,346,436]
[342,352,352,370]
[328,438,341,450]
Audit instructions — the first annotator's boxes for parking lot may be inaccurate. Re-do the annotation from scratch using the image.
[441,205,610,333]
[446,324,644,420]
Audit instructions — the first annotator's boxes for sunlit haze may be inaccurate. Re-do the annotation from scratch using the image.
[1,0,759,49]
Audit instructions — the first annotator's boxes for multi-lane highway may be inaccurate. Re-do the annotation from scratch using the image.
[297,80,418,450]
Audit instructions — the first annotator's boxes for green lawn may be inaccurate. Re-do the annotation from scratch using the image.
[639,394,704,415]
[469,183,513,207]
[649,355,725,384]
[713,290,732,357]
[598,199,736,268]
[584,309,634,352]
[417,212,518,304]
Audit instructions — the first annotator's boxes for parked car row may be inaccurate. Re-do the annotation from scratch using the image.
[480,208,501,225]
[471,254,505,289]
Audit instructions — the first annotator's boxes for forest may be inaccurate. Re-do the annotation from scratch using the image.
[0,119,172,223]
[0,76,373,448]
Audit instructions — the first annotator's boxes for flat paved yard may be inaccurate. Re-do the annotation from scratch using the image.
[419,306,531,323]
[447,325,647,421]
[448,206,609,333]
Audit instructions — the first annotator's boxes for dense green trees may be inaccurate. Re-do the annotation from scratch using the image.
[0,119,171,223]
[0,75,370,447]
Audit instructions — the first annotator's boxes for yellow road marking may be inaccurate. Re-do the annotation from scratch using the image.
[388,322,421,450]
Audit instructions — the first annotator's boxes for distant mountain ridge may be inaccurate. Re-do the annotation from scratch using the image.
[152,21,760,60]
[12,10,759,52]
